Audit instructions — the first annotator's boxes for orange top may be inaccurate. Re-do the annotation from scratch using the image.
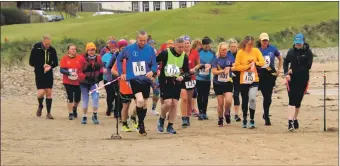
[113,59,133,95]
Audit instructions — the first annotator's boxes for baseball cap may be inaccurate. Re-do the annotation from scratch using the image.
[294,33,304,44]
[259,33,269,41]
[118,39,128,48]
[182,35,191,41]
[202,36,211,45]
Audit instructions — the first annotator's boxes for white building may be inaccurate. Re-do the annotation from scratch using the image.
[101,1,198,12]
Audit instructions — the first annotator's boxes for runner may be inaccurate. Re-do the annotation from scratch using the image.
[190,39,203,117]
[101,40,119,118]
[148,39,160,115]
[283,33,313,131]
[196,36,215,120]
[60,44,85,120]
[233,35,265,129]
[256,33,283,126]
[156,37,190,134]
[100,36,115,56]
[111,39,135,132]
[226,38,241,121]
[180,35,200,127]
[29,35,59,119]
[116,30,157,136]
[211,42,234,126]
[79,42,104,125]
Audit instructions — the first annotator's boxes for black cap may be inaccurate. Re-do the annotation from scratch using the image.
[202,36,211,45]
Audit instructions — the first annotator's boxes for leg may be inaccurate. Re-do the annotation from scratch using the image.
[104,80,114,116]
[233,82,241,120]
[202,81,211,117]
[80,84,90,124]
[158,98,172,132]
[73,85,81,118]
[224,92,233,124]
[180,89,188,117]
[248,86,258,128]
[196,81,204,115]
[167,99,178,134]
[45,88,53,119]
[216,95,224,125]
[121,100,132,132]
[64,84,74,120]
[90,84,100,124]
[239,85,249,128]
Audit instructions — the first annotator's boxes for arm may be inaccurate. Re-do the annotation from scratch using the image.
[274,49,283,72]
[60,68,70,76]
[233,51,252,71]
[283,51,291,75]
[307,49,313,70]
[211,58,223,75]
[111,61,119,77]
[29,48,36,67]
[156,50,167,63]
[255,49,265,67]
[51,49,58,68]
[150,50,157,74]
[180,55,190,80]
[117,49,126,75]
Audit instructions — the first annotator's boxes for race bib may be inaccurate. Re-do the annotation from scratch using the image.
[68,68,78,80]
[243,72,255,84]
[165,64,180,77]
[132,61,146,76]
[218,73,230,82]
[262,56,271,68]
[198,68,209,75]
[185,80,196,89]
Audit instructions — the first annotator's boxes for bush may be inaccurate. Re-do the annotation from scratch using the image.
[0,13,5,26]
[93,38,106,54]
[0,8,29,26]
[60,37,85,53]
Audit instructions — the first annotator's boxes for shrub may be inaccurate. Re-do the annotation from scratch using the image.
[0,13,5,26]
[0,8,29,26]
[93,38,106,54]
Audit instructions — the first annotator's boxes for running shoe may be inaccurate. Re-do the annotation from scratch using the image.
[265,118,271,126]
[234,115,241,122]
[157,117,165,132]
[130,116,138,129]
[81,117,87,124]
[138,122,147,136]
[151,109,159,116]
[72,107,78,118]
[167,125,177,134]
[92,114,99,124]
[249,119,255,129]
[187,117,191,126]
[122,124,132,132]
[198,113,204,121]
[293,119,299,129]
[36,106,43,117]
[242,119,247,128]
[225,114,231,124]
[68,113,74,120]
[288,120,295,131]
[191,109,199,117]
[203,113,209,120]
[218,118,223,127]
[182,117,189,128]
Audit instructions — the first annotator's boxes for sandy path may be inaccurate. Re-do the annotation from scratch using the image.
[1,63,338,165]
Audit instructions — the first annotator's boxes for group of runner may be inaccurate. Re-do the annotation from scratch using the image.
[29,31,313,135]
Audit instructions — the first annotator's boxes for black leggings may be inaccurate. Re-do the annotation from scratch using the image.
[104,80,122,118]
[287,74,309,108]
[196,80,211,114]
[64,84,81,103]
[259,71,277,119]
[233,82,240,106]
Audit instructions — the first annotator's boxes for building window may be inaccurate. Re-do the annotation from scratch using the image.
[143,1,149,12]
[166,1,172,10]
[132,1,139,12]
[153,1,160,11]
[179,2,187,8]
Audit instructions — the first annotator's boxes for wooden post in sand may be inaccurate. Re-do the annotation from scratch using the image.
[324,71,326,131]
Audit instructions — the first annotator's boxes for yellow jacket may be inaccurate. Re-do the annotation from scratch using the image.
[232,48,265,84]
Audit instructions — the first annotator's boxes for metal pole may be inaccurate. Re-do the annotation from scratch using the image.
[324,71,326,131]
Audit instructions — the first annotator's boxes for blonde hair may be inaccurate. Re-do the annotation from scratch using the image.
[226,38,238,49]
[42,34,51,41]
[191,39,202,50]
[216,42,228,58]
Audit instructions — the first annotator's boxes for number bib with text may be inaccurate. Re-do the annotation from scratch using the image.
[165,64,180,77]
[218,73,230,82]
[68,68,78,80]
[185,80,196,89]
[198,68,209,75]
[262,56,271,68]
[242,72,255,84]
[132,61,146,76]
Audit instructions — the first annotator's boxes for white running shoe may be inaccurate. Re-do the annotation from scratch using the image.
[151,109,159,115]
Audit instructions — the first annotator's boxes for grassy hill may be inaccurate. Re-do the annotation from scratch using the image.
[0,2,338,65]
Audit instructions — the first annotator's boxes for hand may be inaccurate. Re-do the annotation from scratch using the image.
[146,71,154,79]
[285,75,291,82]
[71,72,78,77]
[157,70,160,77]
[204,64,211,69]
[44,64,51,73]
[190,68,196,73]
[276,70,280,77]
[250,62,256,72]
[120,74,127,81]
[224,67,230,75]
[84,64,93,72]
[288,69,293,74]
[98,81,104,87]
[176,76,183,82]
